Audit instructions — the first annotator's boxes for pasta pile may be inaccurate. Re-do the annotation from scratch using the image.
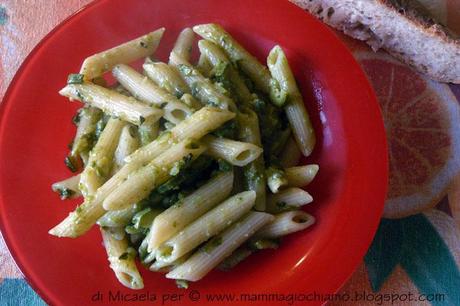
[50,24,319,289]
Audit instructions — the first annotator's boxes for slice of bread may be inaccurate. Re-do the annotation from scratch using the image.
[291,0,460,84]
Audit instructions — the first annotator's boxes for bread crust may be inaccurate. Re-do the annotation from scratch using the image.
[291,0,460,83]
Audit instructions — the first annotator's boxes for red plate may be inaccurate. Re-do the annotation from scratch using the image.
[0,0,387,305]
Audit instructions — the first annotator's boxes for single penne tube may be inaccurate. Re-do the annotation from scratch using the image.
[166,211,274,281]
[113,124,140,174]
[79,118,124,197]
[156,191,256,264]
[49,107,234,238]
[143,62,189,98]
[126,107,235,165]
[265,166,288,193]
[203,135,263,167]
[197,39,253,104]
[79,28,165,80]
[170,28,194,62]
[48,198,106,238]
[265,188,313,213]
[255,210,315,239]
[193,23,272,95]
[267,46,316,157]
[147,171,234,252]
[238,109,266,211]
[103,139,207,211]
[52,174,82,200]
[59,83,164,126]
[100,228,143,290]
[112,64,193,124]
[169,51,237,112]
[69,106,102,167]
[279,136,302,168]
[285,164,319,187]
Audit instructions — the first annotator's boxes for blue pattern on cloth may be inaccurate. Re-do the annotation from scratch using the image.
[0,279,46,306]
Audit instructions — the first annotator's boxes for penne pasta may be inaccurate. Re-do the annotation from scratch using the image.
[143,62,189,99]
[125,106,235,166]
[166,211,274,281]
[285,164,319,187]
[203,135,263,167]
[60,83,164,126]
[50,24,320,290]
[79,118,124,197]
[113,125,140,174]
[217,246,253,271]
[97,202,144,228]
[267,46,316,157]
[279,136,302,168]
[265,188,313,213]
[170,28,195,62]
[193,24,272,95]
[147,171,234,252]
[238,109,266,211]
[255,210,315,239]
[102,139,207,211]
[103,226,126,241]
[265,166,288,194]
[52,174,82,200]
[149,253,190,273]
[196,52,213,77]
[197,39,253,104]
[156,191,256,264]
[68,106,102,169]
[112,64,193,124]
[80,28,165,80]
[180,93,202,110]
[169,51,237,112]
[49,107,234,238]
[138,120,159,146]
[100,228,144,289]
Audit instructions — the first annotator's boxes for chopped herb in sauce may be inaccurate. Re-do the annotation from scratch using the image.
[72,110,81,125]
[64,156,78,172]
[169,154,193,176]
[217,159,232,172]
[119,247,137,260]
[269,78,288,107]
[213,119,238,139]
[67,73,85,85]
[57,187,75,200]
[178,64,193,76]
[202,237,223,254]
[248,238,280,250]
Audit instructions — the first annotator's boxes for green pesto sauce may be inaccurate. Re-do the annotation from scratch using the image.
[64,156,78,172]
[57,187,74,200]
[67,73,85,85]
[175,279,189,289]
[202,236,223,254]
[178,64,193,76]
[118,247,137,260]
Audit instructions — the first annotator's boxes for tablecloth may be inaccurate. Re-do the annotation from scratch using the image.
[1,1,460,305]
